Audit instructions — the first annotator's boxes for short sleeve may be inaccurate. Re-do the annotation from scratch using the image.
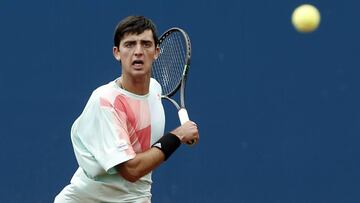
[74,95,136,173]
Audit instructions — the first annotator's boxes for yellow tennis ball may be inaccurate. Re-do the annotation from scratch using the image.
[292,4,321,33]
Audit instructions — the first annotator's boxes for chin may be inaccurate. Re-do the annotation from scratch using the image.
[131,70,150,77]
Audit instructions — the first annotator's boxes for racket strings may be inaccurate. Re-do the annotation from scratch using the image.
[152,31,188,96]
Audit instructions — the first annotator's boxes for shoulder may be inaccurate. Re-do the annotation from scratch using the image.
[150,78,162,94]
[93,81,115,95]
[93,80,120,98]
[87,80,118,107]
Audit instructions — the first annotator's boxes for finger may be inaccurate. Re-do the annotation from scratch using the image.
[187,138,197,145]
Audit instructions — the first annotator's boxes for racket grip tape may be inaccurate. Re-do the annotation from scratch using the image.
[178,108,189,125]
[178,108,196,145]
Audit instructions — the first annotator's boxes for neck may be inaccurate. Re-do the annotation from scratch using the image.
[118,75,150,95]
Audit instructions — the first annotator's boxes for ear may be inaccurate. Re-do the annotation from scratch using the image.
[154,47,160,60]
[113,46,121,61]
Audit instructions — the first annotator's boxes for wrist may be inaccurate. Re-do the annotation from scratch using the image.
[170,128,184,142]
[152,133,181,161]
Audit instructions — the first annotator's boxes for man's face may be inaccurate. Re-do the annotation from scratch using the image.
[113,29,159,78]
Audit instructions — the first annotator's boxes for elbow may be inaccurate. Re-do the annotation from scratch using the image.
[120,172,141,183]
[116,162,142,183]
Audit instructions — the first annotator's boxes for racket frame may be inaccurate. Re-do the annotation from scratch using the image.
[153,27,195,144]
[156,27,191,104]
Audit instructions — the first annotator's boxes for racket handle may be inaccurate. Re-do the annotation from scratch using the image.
[178,108,196,145]
[178,108,189,124]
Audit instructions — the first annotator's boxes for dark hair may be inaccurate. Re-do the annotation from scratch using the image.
[113,16,158,48]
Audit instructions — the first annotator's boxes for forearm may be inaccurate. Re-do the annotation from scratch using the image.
[116,147,165,182]
[116,123,198,182]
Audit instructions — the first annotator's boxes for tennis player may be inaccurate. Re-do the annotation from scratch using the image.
[54,16,199,203]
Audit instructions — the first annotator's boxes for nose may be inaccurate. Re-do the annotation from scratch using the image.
[134,44,144,56]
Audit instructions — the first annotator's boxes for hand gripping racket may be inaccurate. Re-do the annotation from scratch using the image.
[152,27,195,145]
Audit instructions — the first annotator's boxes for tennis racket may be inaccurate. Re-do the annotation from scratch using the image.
[152,27,196,145]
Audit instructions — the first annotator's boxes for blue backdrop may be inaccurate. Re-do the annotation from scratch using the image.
[1,0,359,202]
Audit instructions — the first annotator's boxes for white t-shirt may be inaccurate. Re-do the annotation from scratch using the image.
[63,78,165,202]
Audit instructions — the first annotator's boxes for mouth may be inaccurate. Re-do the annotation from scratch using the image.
[132,60,144,68]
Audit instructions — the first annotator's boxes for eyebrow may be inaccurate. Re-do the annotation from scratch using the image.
[123,39,153,44]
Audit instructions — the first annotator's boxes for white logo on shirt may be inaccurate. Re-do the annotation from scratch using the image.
[117,140,129,151]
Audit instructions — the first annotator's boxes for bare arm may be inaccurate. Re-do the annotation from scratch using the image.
[115,147,165,182]
[116,121,199,182]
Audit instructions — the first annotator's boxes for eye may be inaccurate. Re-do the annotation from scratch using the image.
[143,42,152,48]
[124,42,135,48]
